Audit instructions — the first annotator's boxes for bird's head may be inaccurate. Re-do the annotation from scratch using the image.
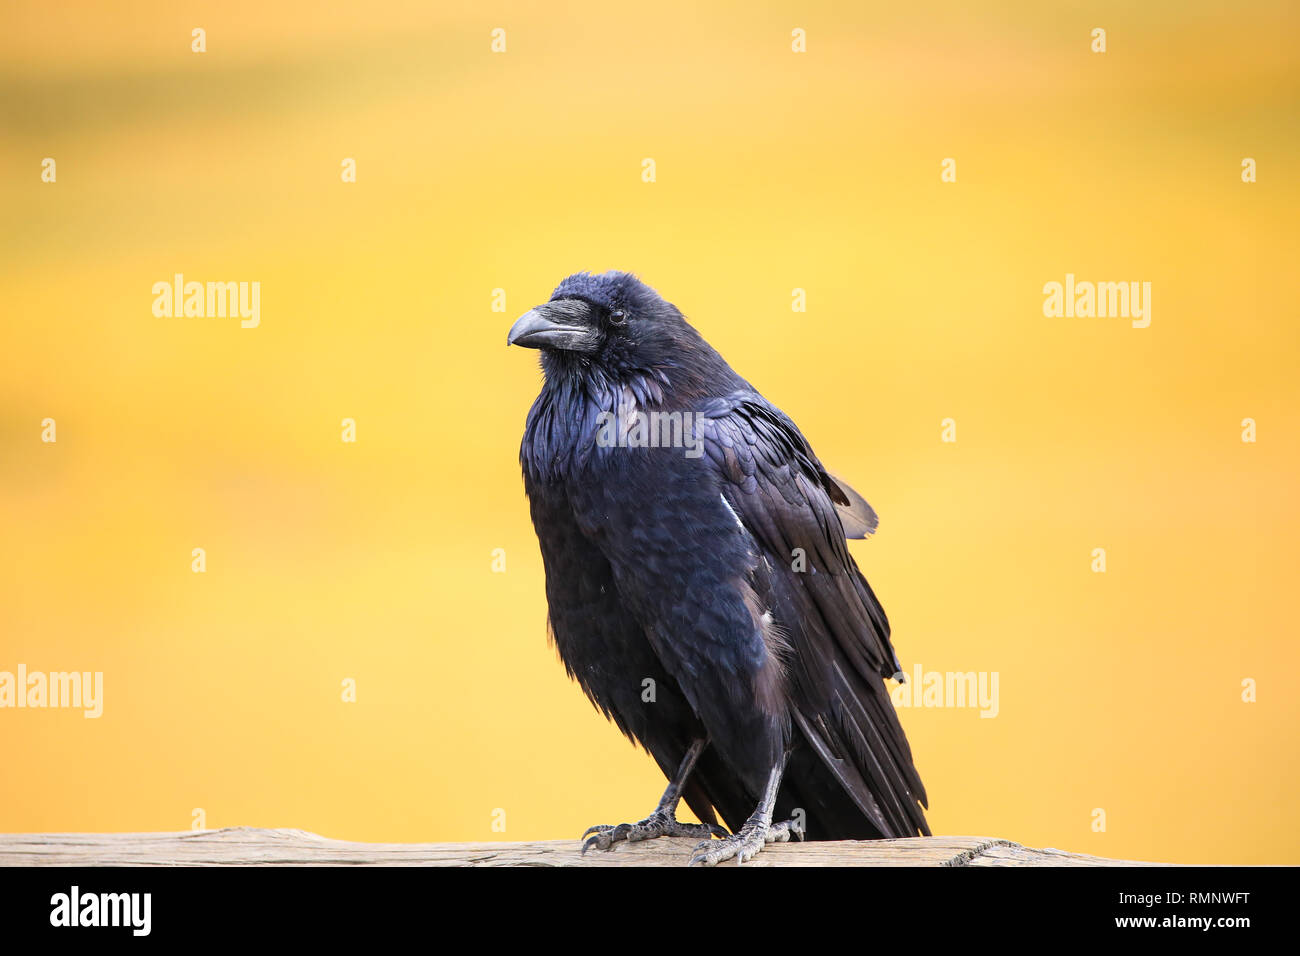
[507,271,702,381]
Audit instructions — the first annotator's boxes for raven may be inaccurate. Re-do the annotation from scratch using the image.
[509,271,928,865]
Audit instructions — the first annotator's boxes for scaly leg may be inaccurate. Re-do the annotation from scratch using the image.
[582,738,728,853]
[689,764,798,866]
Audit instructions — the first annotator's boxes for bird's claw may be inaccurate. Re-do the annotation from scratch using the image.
[580,809,727,854]
[690,819,795,866]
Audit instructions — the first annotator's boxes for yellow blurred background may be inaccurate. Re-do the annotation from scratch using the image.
[2,1,1297,864]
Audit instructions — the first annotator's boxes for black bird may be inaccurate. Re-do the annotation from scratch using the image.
[508,271,928,865]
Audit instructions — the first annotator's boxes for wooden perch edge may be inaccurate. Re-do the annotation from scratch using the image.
[0,828,1171,866]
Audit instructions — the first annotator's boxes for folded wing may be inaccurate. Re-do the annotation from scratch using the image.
[698,394,930,837]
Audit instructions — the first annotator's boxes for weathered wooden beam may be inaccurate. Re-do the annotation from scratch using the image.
[0,828,1168,866]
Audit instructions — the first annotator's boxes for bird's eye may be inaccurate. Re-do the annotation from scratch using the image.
[609,310,626,325]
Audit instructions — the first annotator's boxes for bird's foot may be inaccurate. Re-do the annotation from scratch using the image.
[689,818,799,866]
[581,809,727,854]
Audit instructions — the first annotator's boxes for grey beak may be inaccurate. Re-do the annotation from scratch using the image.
[507,300,597,351]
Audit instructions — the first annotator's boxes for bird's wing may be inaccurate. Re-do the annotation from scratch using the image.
[698,393,930,837]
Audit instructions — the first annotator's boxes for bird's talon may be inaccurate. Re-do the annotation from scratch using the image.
[689,819,790,866]
[579,809,716,853]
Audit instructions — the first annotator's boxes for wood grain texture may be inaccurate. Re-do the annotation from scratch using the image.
[0,828,1171,866]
